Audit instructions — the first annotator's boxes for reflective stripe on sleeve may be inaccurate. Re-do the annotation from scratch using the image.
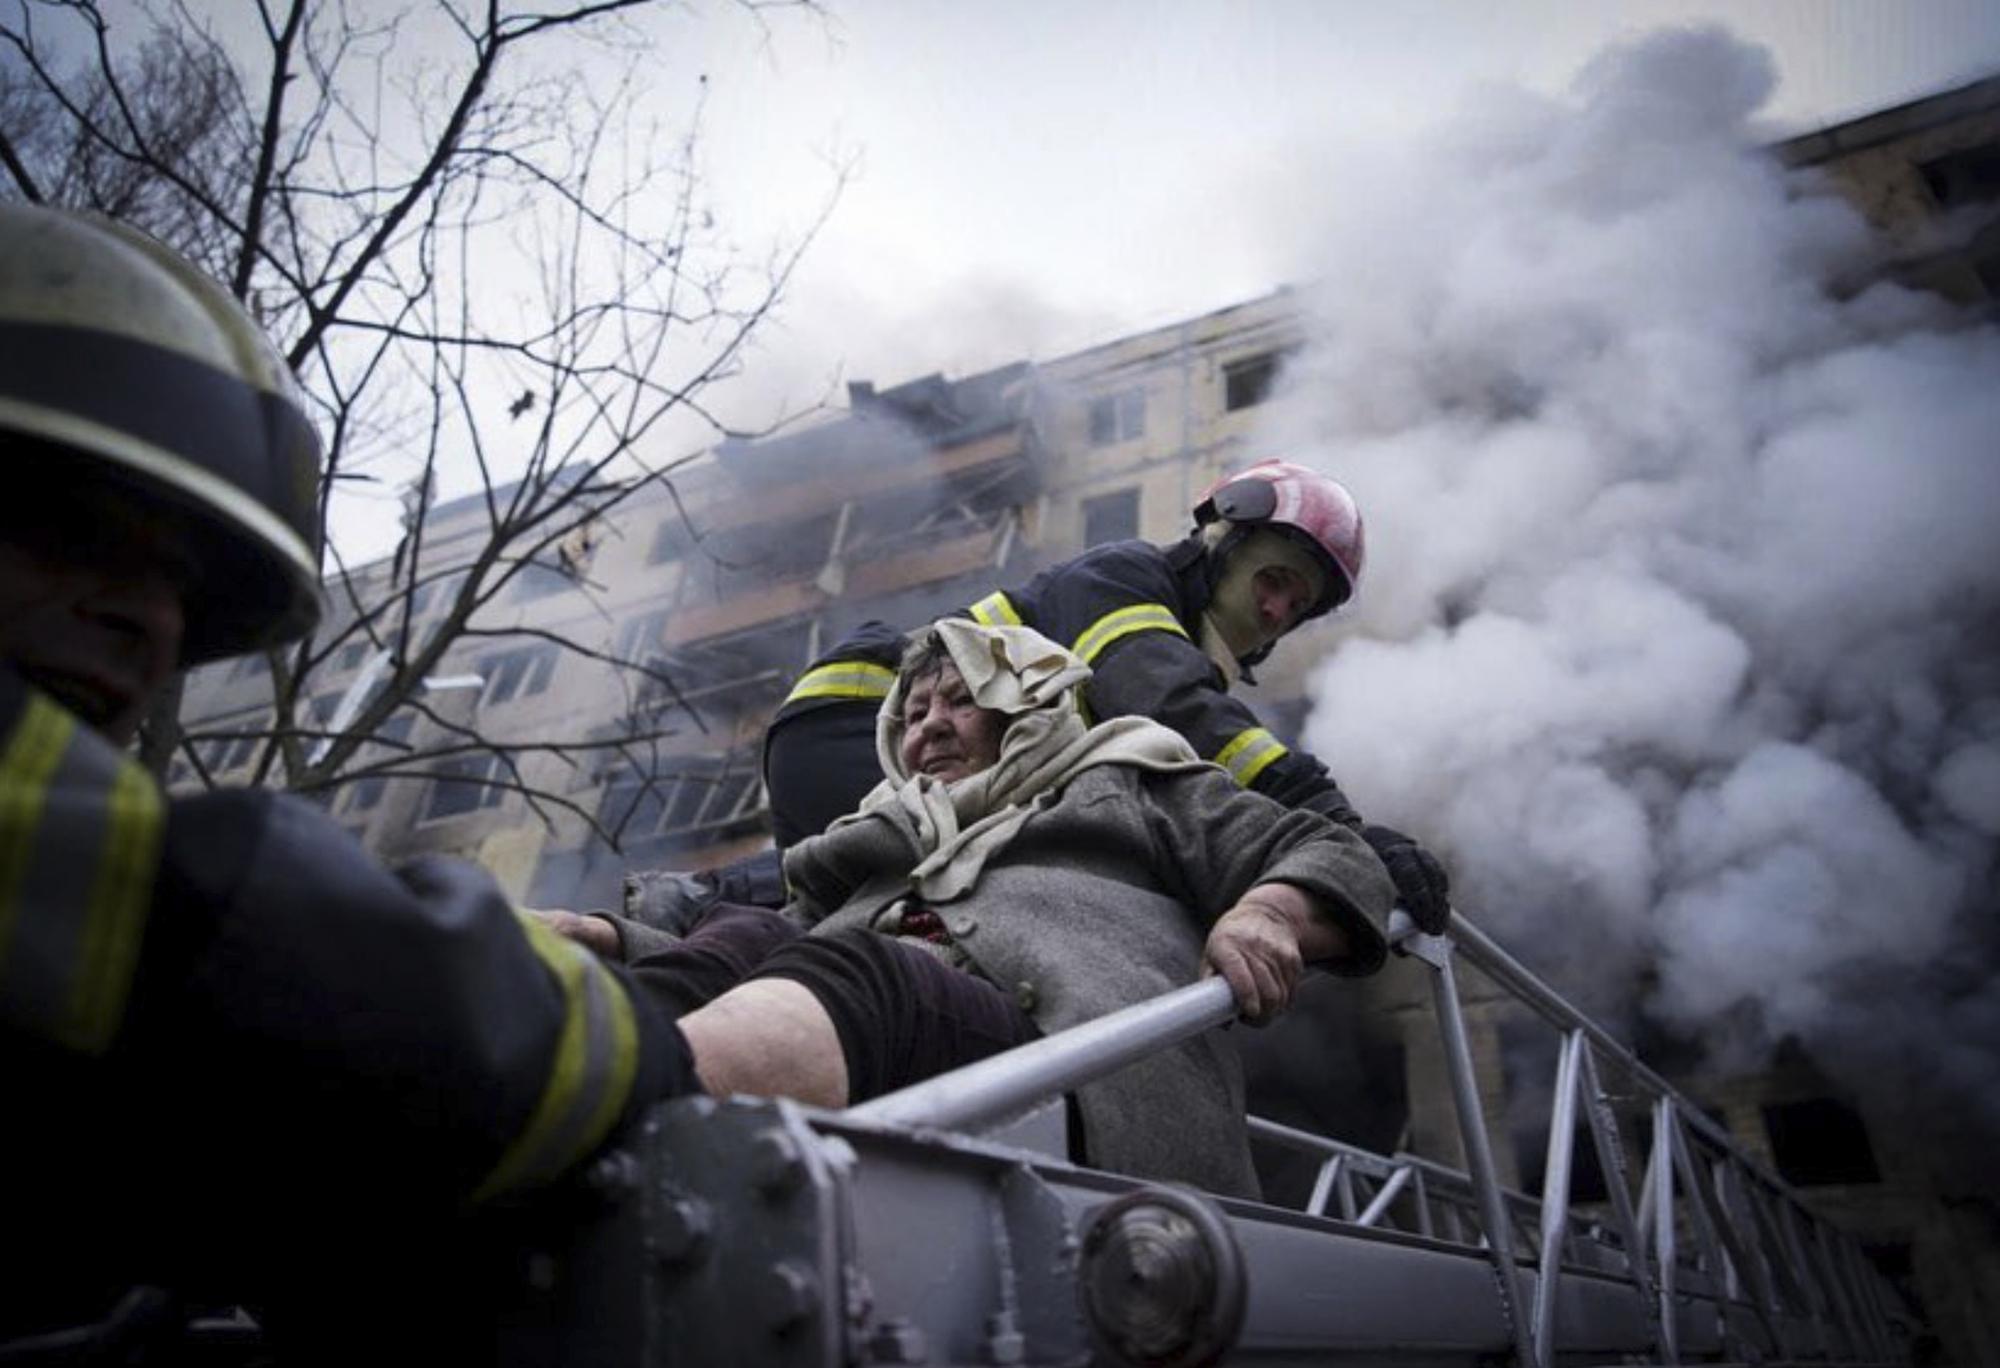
[472,914,641,1203]
[1212,726,1289,788]
[0,691,164,1054]
[1071,602,1189,666]
[968,591,1022,628]
[782,661,896,707]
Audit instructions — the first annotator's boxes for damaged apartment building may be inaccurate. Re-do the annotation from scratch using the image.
[171,73,2000,1364]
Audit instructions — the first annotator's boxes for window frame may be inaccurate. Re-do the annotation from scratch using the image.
[420,750,509,823]
[596,749,765,851]
[479,643,559,706]
[1086,387,1146,446]
[1080,486,1141,547]
[1223,351,1284,411]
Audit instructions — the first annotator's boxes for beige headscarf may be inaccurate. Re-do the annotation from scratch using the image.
[838,618,1206,902]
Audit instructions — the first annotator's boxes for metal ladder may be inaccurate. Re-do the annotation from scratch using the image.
[621,910,1917,1366]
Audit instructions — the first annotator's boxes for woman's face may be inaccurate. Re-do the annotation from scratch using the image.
[898,662,1005,783]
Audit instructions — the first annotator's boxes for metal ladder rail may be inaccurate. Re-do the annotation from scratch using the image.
[843,913,1909,1367]
[1405,910,1909,1365]
[832,976,1693,1365]
[848,958,1676,1365]
[1246,1117,1639,1279]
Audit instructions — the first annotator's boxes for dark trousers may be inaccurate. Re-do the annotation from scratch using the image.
[628,902,1041,1103]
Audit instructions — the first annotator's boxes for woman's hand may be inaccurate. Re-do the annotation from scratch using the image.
[1201,885,1319,1025]
[527,908,621,959]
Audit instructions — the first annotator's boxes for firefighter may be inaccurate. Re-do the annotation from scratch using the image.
[0,202,694,1353]
[759,459,1454,933]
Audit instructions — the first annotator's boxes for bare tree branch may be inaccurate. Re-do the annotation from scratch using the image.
[6,0,839,860]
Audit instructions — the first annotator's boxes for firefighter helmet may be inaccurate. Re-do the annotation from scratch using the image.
[0,201,322,663]
[1193,458,1364,617]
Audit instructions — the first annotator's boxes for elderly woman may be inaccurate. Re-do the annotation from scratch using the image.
[562,619,1393,1196]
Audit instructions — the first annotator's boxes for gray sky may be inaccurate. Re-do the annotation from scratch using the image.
[680,0,2000,409]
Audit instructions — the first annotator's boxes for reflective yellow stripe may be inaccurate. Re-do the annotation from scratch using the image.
[1213,726,1288,788]
[0,693,72,966]
[783,661,896,706]
[0,693,163,1054]
[69,761,163,1052]
[473,914,640,1202]
[1071,602,1188,666]
[968,591,1022,627]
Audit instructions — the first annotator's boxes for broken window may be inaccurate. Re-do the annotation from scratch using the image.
[1761,1097,1881,1187]
[421,751,508,821]
[480,644,558,706]
[1080,487,1140,547]
[841,460,1032,566]
[1224,352,1283,411]
[653,618,814,708]
[1919,143,2000,209]
[1087,388,1146,445]
[597,748,764,854]
[710,511,840,594]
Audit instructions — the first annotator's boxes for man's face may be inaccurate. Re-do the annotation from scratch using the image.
[1248,564,1319,646]
[898,662,1005,784]
[0,483,193,743]
[1206,529,1330,660]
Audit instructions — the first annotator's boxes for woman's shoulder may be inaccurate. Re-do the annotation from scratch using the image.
[1048,761,1208,819]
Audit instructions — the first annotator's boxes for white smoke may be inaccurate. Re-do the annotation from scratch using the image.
[1274,28,2000,1153]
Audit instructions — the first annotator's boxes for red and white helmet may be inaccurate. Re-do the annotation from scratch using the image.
[1193,458,1365,617]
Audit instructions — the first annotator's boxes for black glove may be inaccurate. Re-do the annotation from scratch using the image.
[1362,824,1452,935]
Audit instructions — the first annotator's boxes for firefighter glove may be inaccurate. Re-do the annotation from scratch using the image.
[1362,825,1452,935]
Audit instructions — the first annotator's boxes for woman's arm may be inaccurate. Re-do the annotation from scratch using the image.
[1142,765,1394,1019]
[1200,881,1350,1024]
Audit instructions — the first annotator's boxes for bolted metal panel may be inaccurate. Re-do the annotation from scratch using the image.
[642,1096,853,1367]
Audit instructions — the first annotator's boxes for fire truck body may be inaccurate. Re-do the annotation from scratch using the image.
[491,912,1913,1367]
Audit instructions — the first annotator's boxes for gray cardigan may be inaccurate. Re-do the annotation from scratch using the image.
[781,761,1394,1197]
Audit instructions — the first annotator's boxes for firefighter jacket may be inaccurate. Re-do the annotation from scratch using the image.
[0,667,690,1321]
[769,537,1364,839]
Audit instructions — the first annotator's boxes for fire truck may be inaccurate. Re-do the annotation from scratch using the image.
[462,910,1916,1367]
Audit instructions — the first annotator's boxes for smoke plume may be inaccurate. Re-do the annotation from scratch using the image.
[1271,28,2000,1173]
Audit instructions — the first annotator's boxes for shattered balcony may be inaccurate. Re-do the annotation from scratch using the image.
[659,422,1042,652]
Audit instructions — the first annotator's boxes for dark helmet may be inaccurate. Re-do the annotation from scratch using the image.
[0,202,323,663]
[1193,457,1365,619]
